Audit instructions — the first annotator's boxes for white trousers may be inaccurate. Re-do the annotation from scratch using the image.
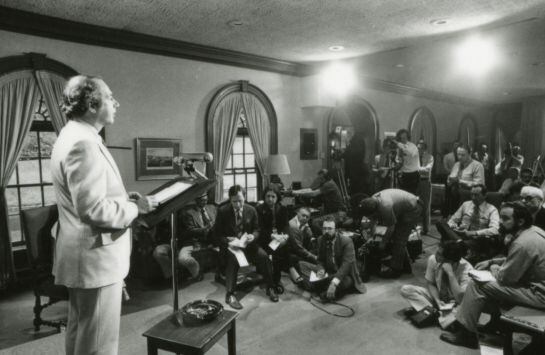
[66,282,122,355]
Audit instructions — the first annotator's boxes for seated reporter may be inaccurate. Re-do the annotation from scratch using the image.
[401,241,472,329]
[298,217,366,301]
[288,207,316,253]
[440,202,545,349]
[214,185,278,310]
[180,193,217,281]
[436,184,500,264]
[257,188,317,290]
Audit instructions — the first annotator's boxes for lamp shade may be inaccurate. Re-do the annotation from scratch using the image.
[265,154,291,175]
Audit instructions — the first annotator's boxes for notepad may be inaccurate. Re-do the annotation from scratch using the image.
[469,270,496,283]
[148,181,192,204]
[228,247,249,267]
[309,271,328,282]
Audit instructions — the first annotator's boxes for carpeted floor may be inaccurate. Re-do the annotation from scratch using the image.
[0,226,514,354]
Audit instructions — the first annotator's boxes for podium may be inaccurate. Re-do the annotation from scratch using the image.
[137,176,216,324]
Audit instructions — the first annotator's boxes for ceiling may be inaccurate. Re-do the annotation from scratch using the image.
[2,0,545,102]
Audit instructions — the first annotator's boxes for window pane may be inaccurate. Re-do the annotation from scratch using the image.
[20,131,38,159]
[244,154,255,168]
[43,185,56,205]
[223,174,234,189]
[8,215,22,244]
[244,138,253,153]
[232,137,243,154]
[20,186,43,210]
[39,131,56,158]
[247,174,257,188]
[222,190,229,201]
[5,187,20,214]
[18,159,41,184]
[41,158,52,183]
[8,170,17,185]
[235,174,246,188]
[233,155,244,168]
[247,188,257,202]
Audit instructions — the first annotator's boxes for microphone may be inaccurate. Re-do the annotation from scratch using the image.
[173,153,213,166]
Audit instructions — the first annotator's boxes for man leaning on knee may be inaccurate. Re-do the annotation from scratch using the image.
[440,201,545,349]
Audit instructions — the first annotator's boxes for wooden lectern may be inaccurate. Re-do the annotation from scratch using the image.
[137,176,216,325]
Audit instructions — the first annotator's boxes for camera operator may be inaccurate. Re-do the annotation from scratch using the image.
[392,129,420,194]
[498,142,524,180]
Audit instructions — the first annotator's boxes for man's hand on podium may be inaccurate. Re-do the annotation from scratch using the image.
[129,191,158,214]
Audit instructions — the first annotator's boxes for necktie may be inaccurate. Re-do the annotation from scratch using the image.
[469,203,480,230]
[325,239,336,273]
[419,154,423,167]
[201,208,211,227]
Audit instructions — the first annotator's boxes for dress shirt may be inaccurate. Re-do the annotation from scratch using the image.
[396,141,420,173]
[447,200,499,236]
[419,152,434,180]
[448,159,485,187]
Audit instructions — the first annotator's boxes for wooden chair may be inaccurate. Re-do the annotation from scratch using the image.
[21,205,68,332]
[499,306,545,355]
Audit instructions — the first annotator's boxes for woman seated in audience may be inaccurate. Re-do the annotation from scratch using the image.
[400,241,473,329]
[498,167,519,196]
[256,187,316,292]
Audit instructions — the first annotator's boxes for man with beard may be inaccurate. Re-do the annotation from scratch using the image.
[520,186,545,230]
[298,217,366,301]
[440,202,545,349]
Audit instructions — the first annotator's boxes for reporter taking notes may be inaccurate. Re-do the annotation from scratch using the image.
[50,75,157,355]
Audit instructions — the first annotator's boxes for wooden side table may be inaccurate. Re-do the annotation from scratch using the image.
[143,310,238,355]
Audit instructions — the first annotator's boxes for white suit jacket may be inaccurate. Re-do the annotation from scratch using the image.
[51,120,138,288]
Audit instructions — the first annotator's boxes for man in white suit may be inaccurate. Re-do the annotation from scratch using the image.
[51,75,157,355]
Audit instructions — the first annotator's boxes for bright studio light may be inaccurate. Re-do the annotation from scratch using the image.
[454,36,499,76]
[320,63,356,98]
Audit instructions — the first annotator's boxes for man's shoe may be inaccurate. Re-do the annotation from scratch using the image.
[266,287,279,302]
[440,329,479,349]
[225,293,243,310]
[379,268,402,279]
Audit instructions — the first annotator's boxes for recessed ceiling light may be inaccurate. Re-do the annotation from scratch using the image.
[227,19,244,27]
[328,45,345,52]
[503,91,511,96]
[532,61,545,66]
[430,18,449,25]
[394,63,405,68]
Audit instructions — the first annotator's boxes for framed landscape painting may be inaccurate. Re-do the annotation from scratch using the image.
[135,138,182,180]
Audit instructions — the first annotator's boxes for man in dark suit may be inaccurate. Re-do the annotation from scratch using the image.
[214,185,278,309]
[299,217,366,301]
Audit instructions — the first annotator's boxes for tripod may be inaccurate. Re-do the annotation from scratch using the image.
[530,155,545,184]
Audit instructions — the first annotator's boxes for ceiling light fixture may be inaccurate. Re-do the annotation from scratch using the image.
[328,45,345,52]
[394,63,405,68]
[227,19,244,27]
[503,91,511,96]
[320,62,356,98]
[532,61,545,67]
[430,18,449,25]
[454,35,500,76]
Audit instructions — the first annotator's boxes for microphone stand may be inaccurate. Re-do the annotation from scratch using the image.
[170,159,209,325]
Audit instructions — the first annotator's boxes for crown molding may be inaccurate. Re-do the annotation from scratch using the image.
[0,6,309,77]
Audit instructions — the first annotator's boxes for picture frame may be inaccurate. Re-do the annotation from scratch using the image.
[135,138,182,180]
[300,128,318,160]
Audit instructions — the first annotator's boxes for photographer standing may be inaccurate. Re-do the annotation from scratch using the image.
[393,129,420,194]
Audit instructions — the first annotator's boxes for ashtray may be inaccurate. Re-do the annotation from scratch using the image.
[180,299,224,326]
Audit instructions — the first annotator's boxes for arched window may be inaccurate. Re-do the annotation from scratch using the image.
[206,81,277,202]
[458,114,478,151]
[0,54,76,287]
[409,106,437,156]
